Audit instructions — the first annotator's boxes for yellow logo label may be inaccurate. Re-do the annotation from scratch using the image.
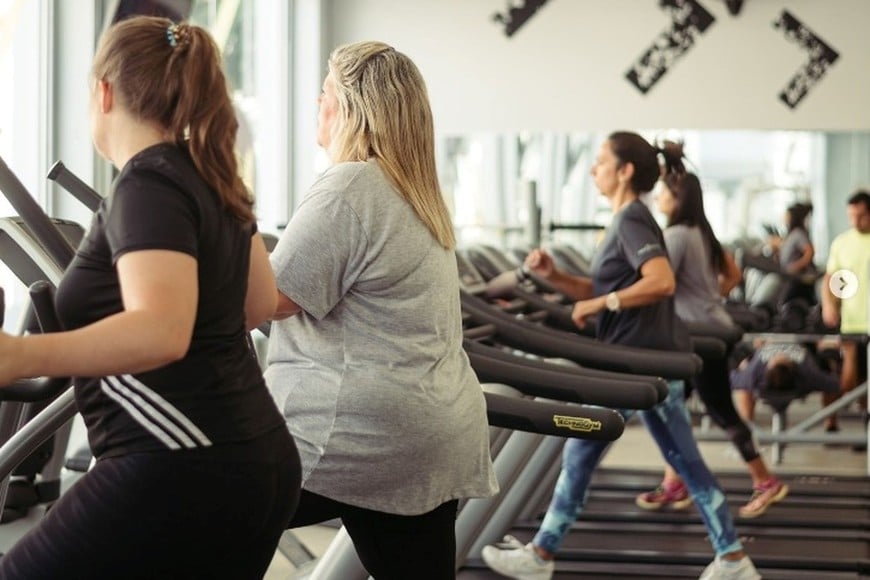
[553,415,602,432]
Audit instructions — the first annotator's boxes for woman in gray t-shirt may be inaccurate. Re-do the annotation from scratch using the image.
[640,144,787,519]
[265,41,497,578]
[778,202,818,305]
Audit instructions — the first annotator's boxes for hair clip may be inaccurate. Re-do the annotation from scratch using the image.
[166,25,178,48]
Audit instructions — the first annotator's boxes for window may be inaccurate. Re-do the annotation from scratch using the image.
[0,0,47,332]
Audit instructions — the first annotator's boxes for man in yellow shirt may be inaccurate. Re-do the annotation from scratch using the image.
[822,190,870,432]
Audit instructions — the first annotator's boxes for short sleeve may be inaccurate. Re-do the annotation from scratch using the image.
[730,357,764,392]
[270,183,368,320]
[618,208,668,272]
[663,226,688,273]
[794,229,810,251]
[106,167,199,262]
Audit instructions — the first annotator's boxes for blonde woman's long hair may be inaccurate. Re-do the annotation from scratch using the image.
[326,41,455,249]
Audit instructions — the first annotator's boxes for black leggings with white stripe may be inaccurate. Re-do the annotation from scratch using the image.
[0,428,301,580]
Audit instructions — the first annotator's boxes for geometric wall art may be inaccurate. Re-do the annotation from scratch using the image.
[492,0,551,37]
[773,10,840,109]
[625,0,716,95]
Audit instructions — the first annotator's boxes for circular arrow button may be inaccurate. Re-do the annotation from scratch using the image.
[829,269,859,300]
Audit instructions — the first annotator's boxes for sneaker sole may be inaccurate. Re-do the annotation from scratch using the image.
[635,497,693,510]
[738,483,790,519]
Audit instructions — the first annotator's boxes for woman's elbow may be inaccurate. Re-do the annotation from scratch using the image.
[158,333,192,366]
[657,275,676,297]
[247,300,278,330]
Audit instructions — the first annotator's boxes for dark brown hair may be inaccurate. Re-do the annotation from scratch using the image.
[607,131,660,194]
[659,140,725,273]
[92,16,254,223]
[785,202,812,233]
[764,360,796,391]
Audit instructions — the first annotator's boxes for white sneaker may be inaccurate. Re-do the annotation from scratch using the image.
[699,555,762,580]
[480,535,554,580]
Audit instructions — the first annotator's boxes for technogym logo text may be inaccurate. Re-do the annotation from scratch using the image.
[553,415,602,433]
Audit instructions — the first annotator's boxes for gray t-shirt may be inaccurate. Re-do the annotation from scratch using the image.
[265,160,498,515]
[779,228,811,274]
[664,225,734,328]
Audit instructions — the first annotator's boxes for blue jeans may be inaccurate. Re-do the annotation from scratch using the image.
[533,380,742,557]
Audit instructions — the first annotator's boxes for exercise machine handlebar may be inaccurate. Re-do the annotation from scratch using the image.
[0,281,72,403]
[47,160,103,212]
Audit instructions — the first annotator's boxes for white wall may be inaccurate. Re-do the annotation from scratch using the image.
[326,0,870,133]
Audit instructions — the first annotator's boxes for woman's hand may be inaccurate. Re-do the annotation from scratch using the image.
[524,249,555,279]
[571,297,606,329]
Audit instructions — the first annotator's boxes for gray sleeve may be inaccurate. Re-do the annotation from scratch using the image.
[663,226,689,273]
[270,185,368,320]
[780,229,810,268]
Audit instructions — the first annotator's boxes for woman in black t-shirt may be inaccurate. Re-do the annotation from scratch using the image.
[482,132,760,580]
[0,17,300,579]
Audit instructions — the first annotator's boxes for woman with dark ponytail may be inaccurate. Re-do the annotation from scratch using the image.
[0,16,300,578]
[482,132,760,580]
[636,142,788,521]
[778,202,818,305]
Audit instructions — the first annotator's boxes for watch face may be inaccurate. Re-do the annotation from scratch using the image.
[606,292,620,311]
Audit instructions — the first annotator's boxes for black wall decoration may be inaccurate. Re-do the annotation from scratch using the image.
[724,0,744,17]
[773,10,839,109]
[489,1,841,110]
[493,0,550,37]
[625,0,716,95]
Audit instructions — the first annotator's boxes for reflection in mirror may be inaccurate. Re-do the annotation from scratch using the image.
[438,130,870,269]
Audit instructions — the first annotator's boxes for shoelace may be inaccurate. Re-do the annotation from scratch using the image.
[496,535,526,550]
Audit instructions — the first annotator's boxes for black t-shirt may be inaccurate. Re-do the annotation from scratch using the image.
[590,200,690,353]
[55,143,285,459]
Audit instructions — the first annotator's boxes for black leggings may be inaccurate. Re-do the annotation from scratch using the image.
[693,351,760,463]
[289,490,459,580]
[0,430,301,580]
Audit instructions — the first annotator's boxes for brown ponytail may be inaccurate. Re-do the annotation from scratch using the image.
[92,16,255,224]
[657,139,686,177]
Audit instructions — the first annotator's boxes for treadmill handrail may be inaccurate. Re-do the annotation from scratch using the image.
[483,391,624,441]
[464,340,663,409]
[460,289,702,379]
[465,338,668,398]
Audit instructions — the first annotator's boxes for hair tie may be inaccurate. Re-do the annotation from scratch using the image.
[166,25,179,48]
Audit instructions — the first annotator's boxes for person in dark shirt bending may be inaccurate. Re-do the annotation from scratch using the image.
[0,16,300,579]
[731,341,841,423]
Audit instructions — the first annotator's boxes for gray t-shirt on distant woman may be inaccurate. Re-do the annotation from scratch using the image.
[265,159,498,515]
[664,224,734,328]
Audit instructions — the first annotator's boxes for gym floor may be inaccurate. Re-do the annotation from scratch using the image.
[263,392,869,578]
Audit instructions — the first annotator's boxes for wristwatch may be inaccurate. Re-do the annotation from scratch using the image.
[515,264,531,282]
[605,291,621,312]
